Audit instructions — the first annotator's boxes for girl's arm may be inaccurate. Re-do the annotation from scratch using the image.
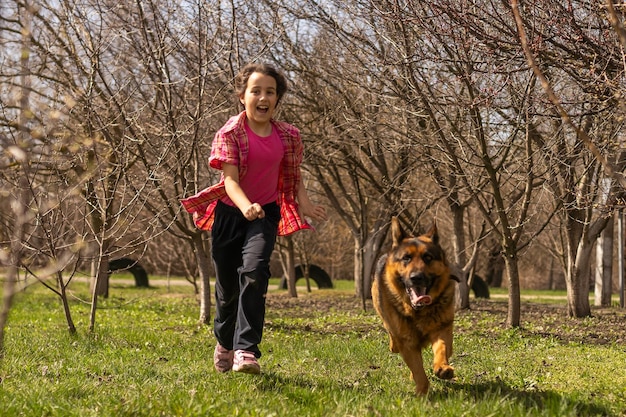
[297,177,327,222]
[223,163,265,220]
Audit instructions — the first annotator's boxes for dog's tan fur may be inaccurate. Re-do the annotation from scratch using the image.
[372,217,456,395]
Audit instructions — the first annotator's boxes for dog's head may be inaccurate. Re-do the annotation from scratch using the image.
[389,216,453,309]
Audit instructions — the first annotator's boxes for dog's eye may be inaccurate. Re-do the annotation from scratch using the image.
[401,254,412,264]
[422,253,433,264]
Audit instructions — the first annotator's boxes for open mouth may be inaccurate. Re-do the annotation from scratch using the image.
[407,286,432,308]
[257,105,269,114]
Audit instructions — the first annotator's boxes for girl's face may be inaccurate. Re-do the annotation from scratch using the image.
[239,72,279,133]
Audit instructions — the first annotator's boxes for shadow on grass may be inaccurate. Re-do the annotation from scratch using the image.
[251,371,613,416]
[433,380,612,416]
[254,369,357,393]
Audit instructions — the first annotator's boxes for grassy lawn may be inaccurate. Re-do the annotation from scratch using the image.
[1,277,625,416]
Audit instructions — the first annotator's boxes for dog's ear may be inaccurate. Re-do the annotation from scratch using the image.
[425,222,439,245]
[391,216,405,248]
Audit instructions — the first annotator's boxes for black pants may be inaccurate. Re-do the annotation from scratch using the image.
[211,200,280,358]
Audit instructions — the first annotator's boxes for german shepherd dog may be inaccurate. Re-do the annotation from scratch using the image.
[372,217,457,395]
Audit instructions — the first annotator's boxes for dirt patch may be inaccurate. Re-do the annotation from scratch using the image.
[266,291,626,346]
[267,291,365,317]
[470,299,626,346]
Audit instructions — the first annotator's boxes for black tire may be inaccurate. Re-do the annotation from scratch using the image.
[108,258,150,287]
[471,274,490,298]
[279,264,333,289]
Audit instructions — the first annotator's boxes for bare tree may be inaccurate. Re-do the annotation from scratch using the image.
[510,0,626,317]
[0,2,83,344]
[71,0,236,324]
[1,0,189,330]
[271,1,555,327]
[256,0,439,304]
[419,0,625,323]
[0,164,30,355]
[5,0,624,334]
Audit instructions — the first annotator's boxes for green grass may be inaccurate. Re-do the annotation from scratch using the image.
[1,280,625,416]
[488,286,623,306]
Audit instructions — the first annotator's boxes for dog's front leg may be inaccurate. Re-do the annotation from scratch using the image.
[431,326,454,380]
[399,348,429,395]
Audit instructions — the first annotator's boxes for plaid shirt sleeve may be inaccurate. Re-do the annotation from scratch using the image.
[274,121,313,236]
[180,114,245,230]
[209,115,243,170]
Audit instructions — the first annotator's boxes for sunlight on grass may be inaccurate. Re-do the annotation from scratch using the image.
[1,280,625,416]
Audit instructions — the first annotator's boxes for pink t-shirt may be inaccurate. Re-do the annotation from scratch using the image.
[221,123,284,207]
[180,111,313,235]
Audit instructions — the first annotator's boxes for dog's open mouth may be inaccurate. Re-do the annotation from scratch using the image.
[407,286,432,308]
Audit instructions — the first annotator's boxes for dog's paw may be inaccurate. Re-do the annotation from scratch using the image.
[414,380,429,396]
[435,364,454,380]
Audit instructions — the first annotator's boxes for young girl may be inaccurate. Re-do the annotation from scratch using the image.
[181,63,326,374]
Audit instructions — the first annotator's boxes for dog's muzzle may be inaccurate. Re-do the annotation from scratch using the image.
[406,273,433,308]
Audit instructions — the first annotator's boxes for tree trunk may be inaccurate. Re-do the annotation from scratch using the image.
[57,271,76,335]
[567,239,593,317]
[86,172,110,300]
[191,233,212,325]
[354,238,365,301]
[565,210,611,317]
[502,241,521,327]
[90,253,110,298]
[362,241,378,300]
[486,242,505,287]
[615,157,626,308]
[276,237,298,297]
[89,253,109,332]
[594,214,613,307]
[354,232,384,303]
[451,207,470,310]
[285,237,297,297]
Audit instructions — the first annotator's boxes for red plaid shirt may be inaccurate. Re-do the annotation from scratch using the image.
[180,111,312,236]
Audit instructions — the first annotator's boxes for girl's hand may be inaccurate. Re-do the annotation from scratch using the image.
[302,203,327,222]
[297,177,327,223]
[243,203,265,221]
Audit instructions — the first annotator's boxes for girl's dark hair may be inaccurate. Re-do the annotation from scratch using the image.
[234,63,288,104]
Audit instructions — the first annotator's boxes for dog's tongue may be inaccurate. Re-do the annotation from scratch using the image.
[408,287,432,308]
